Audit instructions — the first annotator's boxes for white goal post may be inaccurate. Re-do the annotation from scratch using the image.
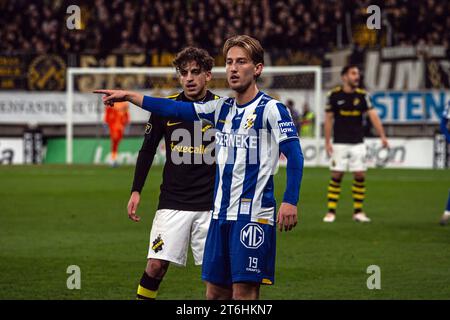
[66,66,322,164]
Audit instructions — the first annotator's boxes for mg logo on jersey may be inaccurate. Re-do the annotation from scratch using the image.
[240,223,264,249]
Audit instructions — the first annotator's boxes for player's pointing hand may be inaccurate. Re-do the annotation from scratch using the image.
[93,89,144,108]
[93,89,129,106]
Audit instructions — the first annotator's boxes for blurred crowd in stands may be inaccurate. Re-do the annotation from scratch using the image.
[1,0,449,55]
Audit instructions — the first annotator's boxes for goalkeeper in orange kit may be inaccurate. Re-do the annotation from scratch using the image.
[104,101,130,166]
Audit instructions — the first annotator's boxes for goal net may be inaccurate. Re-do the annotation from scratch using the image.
[65,66,322,164]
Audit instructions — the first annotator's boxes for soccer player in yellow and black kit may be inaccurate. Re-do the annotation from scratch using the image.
[323,65,389,223]
[127,47,219,299]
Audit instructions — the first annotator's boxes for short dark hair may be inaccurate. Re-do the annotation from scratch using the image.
[341,64,359,76]
[173,47,214,72]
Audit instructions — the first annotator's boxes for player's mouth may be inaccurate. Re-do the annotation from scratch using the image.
[186,84,197,90]
[229,75,240,82]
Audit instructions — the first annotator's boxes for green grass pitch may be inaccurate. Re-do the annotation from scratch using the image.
[0,165,449,299]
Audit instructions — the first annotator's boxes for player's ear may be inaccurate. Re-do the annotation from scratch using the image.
[254,63,263,79]
[205,71,212,82]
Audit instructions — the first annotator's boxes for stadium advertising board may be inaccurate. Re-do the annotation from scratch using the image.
[44,137,166,165]
[1,90,448,124]
[363,45,449,90]
[0,91,150,124]
[293,138,434,169]
[371,90,448,122]
[0,138,23,164]
[44,136,434,169]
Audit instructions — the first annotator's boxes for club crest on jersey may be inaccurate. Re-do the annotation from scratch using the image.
[145,122,152,134]
[244,113,257,129]
[353,97,360,106]
[240,223,264,249]
[151,234,164,253]
[278,120,296,134]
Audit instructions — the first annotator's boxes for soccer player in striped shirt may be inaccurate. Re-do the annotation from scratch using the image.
[95,35,304,300]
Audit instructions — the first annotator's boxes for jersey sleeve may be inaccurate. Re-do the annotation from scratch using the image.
[362,92,374,111]
[325,91,335,113]
[266,102,299,145]
[131,114,164,193]
[193,98,224,124]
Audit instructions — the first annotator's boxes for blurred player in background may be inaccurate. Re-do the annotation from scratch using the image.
[104,101,129,167]
[323,65,389,223]
[95,35,304,300]
[300,102,315,138]
[286,99,301,134]
[439,101,450,226]
[127,47,219,300]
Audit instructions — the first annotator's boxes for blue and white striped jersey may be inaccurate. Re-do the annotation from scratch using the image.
[194,91,298,226]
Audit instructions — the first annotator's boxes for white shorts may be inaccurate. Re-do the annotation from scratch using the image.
[330,143,367,172]
[147,209,211,267]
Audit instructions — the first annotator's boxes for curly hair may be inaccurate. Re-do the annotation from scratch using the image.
[172,47,214,72]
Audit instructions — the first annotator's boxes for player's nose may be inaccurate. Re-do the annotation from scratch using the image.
[229,62,238,72]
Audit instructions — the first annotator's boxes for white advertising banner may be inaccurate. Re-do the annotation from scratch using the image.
[289,138,434,169]
[0,91,151,124]
[0,90,447,124]
[0,90,316,125]
[0,138,23,164]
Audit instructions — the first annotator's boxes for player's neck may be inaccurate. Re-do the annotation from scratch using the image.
[184,89,208,102]
[235,84,259,106]
[342,83,356,93]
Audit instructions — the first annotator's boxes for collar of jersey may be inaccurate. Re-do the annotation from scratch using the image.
[178,90,211,102]
[235,91,263,108]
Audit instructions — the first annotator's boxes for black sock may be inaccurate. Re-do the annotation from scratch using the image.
[136,272,161,300]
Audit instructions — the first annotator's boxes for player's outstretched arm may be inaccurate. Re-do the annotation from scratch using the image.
[277,139,304,232]
[93,89,199,121]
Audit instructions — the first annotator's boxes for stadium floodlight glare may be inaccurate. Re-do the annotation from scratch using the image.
[66,66,322,164]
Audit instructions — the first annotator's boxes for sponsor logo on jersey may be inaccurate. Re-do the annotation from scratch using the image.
[215,132,258,149]
[339,110,362,116]
[170,142,211,154]
[278,120,296,134]
[167,121,182,127]
[240,223,264,249]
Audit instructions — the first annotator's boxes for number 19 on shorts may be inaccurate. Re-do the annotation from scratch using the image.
[248,257,258,269]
